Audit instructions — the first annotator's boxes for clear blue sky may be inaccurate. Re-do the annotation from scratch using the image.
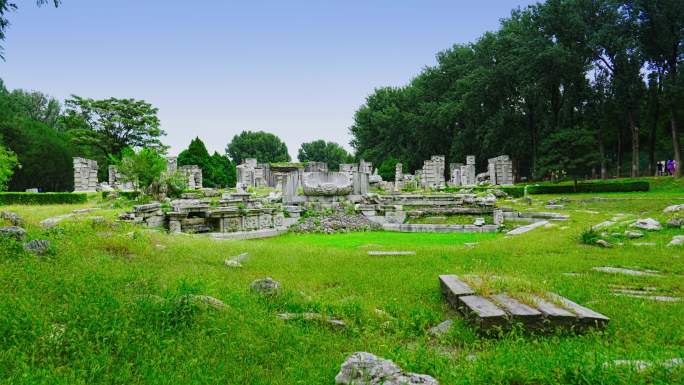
[0,0,537,159]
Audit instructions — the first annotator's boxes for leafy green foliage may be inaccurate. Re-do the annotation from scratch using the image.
[297,140,352,171]
[0,192,87,205]
[178,137,236,188]
[114,148,166,192]
[535,127,601,183]
[0,142,17,190]
[226,130,290,164]
[63,96,167,161]
[377,156,404,181]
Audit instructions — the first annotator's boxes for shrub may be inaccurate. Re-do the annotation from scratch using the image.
[0,192,88,205]
[102,191,141,200]
[580,228,600,245]
[526,180,649,194]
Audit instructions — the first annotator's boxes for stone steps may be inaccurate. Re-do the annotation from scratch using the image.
[438,275,609,333]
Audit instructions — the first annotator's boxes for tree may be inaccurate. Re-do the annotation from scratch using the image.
[114,147,166,192]
[377,156,405,182]
[0,85,73,191]
[0,141,17,190]
[226,130,290,164]
[536,126,601,187]
[208,151,236,188]
[178,137,236,187]
[0,0,60,60]
[6,88,61,129]
[63,96,167,162]
[297,140,352,170]
[629,0,684,176]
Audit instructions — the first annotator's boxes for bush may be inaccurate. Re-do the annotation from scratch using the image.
[525,180,649,194]
[580,228,600,245]
[0,192,88,205]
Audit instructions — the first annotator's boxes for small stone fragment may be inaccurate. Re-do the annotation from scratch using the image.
[40,214,74,228]
[24,239,51,256]
[631,218,662,231]
[0,211,23,226]
[667,218,683,228]
[663,205,684,214]
[182,294,227,310]
[428,319,453,336]
[224,252,249,267]
[0,226,27,241]
[667,235,684,247]
[335,352,438,385]
[277,312,346,328]
[250,277,281,296]
[595,239,612,248]
[624,230,644,239]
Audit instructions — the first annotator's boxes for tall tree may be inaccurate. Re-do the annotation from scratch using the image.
[297,140,352,170]
[178,137,236,187]
[226,130,290,164]
[0,140,17,191]
[62,96,167,161]
[629,0,684,176]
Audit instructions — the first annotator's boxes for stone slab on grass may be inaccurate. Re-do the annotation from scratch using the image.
[368,250,416,256]
[439,275,609,333]
[592,266,661,277]
[506,220,549,236]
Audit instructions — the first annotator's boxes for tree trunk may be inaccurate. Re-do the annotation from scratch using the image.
[629,111,639,177]
[599,139,607,179]
[616,128,622,178]
[649,109,659,176]
[671,111,682,177]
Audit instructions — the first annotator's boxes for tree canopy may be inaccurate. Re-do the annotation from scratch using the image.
[178,137,236,188]
[226,130,290,164]
[297,140,352,171]
[62,96,167,162]
[0,140,17,190]
[350,0,684,180]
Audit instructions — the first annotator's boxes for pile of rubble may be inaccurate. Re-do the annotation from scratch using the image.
[290,214,381,234]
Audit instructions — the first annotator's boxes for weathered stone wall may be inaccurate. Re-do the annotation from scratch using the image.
[419,156,446,188]
[488,155,514,185]
[73,157,98,192]
[179,165,203,189]
[108,165,135,191]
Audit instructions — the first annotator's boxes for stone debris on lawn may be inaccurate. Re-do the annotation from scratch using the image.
[663,204,684,214]
[633,242,656,247]
[473,217,486,226]
[368,251,416,256]
[613,293,681,302]
[603,358,683,371]
[667,218,683,228]
[40,214,75,228]
[224,252,250,267]
[428,319,453,336]
[545,204,564,209]
[464,243,478,248]
[250,277,281,296]
[595,239,612,248]
[592,266,661,277]
[0,211,23,226]
[24,239,51,256]
[506,220,549,236]
[72,208,101,214]
[631,218,662,231]
[592,220,615,230]
[335,352,439,385]
[624,230,644,239]
[0,226,27,241]
[290,214,381,234]
[667,235,684,247]
[277,312,346,328]
[180,294,227,310]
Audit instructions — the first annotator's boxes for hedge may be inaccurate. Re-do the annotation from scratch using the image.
[0,192,88,205]
[525,180,650,194]
[101,191,141,200]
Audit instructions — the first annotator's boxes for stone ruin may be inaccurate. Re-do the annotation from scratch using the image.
[394,163,403,191]
[305,161,328,173]
[236,158,266,188]
[418,156,446,189]
[449,155,513,186]
[73,157,99,192]
[120,192,287,236]
[179,165,203,189]
[487,155,514,185]
[108,165,135,191]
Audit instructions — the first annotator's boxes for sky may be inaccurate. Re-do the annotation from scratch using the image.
[0,0,538,159]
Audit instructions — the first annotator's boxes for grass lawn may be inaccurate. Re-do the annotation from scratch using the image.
[0,179,683,384]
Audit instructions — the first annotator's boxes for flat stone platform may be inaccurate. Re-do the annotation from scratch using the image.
[439,275,609,333]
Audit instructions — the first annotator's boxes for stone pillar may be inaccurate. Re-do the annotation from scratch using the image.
[281,171,299,204]
[73,157,99,192]
[166,156,178,174]
[493,209,504,225]
[359,160,373,174]
[353,171,369,195]
[394,163,403,191]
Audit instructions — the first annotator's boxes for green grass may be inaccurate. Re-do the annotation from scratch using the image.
[0,182,683,384]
